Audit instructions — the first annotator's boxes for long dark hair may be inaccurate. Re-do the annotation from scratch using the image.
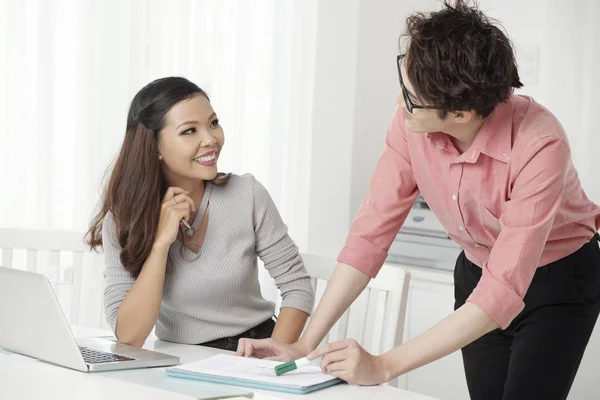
[86,77,229,278]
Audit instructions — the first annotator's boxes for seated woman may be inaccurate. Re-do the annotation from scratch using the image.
[86,77,314,350]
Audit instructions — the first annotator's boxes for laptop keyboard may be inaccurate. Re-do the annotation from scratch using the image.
[79,346,135,364]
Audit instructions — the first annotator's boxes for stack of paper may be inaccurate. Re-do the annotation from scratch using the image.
[166,354,343,395]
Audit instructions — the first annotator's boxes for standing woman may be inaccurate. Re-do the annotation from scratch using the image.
[87,77,314,350]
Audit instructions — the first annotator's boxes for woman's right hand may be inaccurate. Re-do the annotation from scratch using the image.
[153,187,196,250]
[236,338,311,361]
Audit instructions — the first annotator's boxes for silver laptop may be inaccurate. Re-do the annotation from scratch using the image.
[0,267,180,372]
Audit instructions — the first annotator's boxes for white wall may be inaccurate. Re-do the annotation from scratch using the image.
[305,0,438,257]
[349,0,438,217]
[304,0,361,257]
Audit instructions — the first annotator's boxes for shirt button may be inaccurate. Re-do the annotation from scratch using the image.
[451,193,457,201]
[458,225,464,232]
[502,152,510,161]
[475,244,481,248]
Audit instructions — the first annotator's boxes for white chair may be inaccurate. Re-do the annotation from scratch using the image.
[0,229,106,329]
[301,253,410,386]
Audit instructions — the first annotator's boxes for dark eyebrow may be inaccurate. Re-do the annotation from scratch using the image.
[177,113,217,130]
[177,120,198,130]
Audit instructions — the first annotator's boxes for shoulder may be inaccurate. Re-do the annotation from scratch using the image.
[101,210,121,250]
[512,95,569,147]
[102,210,116,235]
[211,174,279,229]
[215,173,257,194]
[511,95,570,165]
[213,173,273,204]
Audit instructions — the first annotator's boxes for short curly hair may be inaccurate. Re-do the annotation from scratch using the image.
[402,0,523,118]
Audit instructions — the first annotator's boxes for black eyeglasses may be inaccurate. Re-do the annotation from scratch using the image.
[397,55,437,114]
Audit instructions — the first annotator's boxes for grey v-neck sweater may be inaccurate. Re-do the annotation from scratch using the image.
[102,174,314,344]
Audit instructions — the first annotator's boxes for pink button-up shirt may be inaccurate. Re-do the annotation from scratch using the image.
[338,95,600,329]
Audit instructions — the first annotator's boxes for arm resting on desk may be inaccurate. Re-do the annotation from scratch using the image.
[113,243,170,347]
[272,307,309,344]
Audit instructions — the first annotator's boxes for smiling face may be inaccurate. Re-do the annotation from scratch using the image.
[157,93,224,186]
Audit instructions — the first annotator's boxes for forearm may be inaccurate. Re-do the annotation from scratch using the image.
[115,243,169,347]
[298,262,371,351]
[271,308,309,343]
[382,302,498,379]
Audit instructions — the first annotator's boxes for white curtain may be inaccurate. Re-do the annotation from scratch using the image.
[0,0,317,318]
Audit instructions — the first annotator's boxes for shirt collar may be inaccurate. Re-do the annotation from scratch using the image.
[427,97,514,164]
[478,97,514,164]
[426,131,449,151]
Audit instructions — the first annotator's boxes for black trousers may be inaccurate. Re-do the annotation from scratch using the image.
[198,317,276,351]
[454,233,600,400]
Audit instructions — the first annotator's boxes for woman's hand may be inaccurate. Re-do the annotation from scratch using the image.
[236,338,311,361]
[311,339,393,386]
[153,187,196,249]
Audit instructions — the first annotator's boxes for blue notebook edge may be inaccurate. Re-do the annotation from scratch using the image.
[166,368,344,395]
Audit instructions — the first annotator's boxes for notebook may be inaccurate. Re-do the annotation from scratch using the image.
[166,354,344,395]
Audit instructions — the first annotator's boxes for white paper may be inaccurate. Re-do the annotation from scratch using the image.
[171,354,337,388]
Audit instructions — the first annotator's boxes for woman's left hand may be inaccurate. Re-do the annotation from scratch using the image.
[309,339,393,386]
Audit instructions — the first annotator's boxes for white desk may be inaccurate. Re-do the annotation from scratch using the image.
[0,327,437,400]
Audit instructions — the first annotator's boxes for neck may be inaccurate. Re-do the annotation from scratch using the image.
[444,118,486,154]
[164,175,206,207]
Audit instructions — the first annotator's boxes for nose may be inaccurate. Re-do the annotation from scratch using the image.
[199,128,217,147]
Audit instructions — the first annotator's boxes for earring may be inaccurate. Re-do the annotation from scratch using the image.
[158,154,163,160]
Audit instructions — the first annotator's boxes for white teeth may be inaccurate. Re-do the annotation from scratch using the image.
[194,152,216,163]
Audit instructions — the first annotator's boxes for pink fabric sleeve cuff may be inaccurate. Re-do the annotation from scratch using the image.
[337,233,388,278]
[467,271,525,330]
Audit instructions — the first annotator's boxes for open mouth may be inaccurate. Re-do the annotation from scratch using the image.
[193,150,218,166]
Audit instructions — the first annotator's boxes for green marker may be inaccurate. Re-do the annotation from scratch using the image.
[274,357,313,376]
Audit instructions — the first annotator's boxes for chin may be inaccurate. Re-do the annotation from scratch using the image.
[186,168,218,182]
[204,168,219,181]
[196,172,217,182]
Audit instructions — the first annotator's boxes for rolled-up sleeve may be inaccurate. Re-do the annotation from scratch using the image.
[467,137,569,329]
[102,211,135,332]
[337,108,419,277]
[252,176,315,314]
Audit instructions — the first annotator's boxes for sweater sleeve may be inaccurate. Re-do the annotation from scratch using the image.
[101,211,135,333]
[251,176,315,314]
